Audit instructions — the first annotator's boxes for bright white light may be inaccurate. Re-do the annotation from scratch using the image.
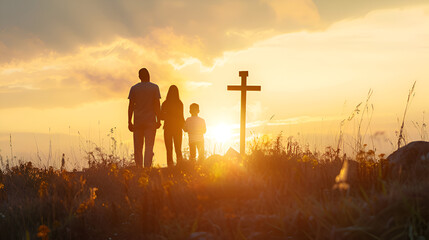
[208,124,233,144]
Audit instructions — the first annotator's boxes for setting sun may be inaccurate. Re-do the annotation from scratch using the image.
[206,123,235,145]
[2,1,429,239]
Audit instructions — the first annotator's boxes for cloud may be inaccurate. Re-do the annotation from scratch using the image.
[313,0,427,22]
[0,0,322,65]
[0,38,185,109]
[1,0,425,66]
[0,29,50,63]
[1,0,427,109]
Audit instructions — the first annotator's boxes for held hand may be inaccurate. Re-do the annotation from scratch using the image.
[128,122,134,132]
[156,121,162,129]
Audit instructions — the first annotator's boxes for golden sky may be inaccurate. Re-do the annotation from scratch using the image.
[1,0,429,167]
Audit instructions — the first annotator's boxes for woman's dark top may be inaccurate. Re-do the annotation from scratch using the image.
[161,100,185,131]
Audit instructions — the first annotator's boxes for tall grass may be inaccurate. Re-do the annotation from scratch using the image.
[397,81,416,150]
[1,134,428,240]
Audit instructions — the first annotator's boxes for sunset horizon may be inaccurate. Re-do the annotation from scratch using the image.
[2,1,429,167]
[2,1,429,239]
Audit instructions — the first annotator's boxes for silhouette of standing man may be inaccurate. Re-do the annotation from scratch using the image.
[128,68,161,168]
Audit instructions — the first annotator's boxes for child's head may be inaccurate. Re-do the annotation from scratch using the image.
[190,103,199,116]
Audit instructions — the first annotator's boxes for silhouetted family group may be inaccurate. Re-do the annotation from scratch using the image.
[128,68,206,168]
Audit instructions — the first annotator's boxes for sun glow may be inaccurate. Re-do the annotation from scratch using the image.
[207,124,234,144]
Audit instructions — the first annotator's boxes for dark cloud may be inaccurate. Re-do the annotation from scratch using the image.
[0,0,321,64]
[0,39,188,109]
[313,0,427,21]
[0,0,426,109]
[0,29,49,63]
[1,0,426,65]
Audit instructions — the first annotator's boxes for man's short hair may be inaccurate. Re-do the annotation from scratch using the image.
[139,68,150,82]
[190,103,199,114]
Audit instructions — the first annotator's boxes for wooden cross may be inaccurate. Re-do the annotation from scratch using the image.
[227,71,261,155]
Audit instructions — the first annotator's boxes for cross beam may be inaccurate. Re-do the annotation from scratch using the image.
[227,71,261,155]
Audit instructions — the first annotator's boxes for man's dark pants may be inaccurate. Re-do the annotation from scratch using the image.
[133,126,156,167]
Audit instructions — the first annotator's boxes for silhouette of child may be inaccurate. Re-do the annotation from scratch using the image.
[184,103,206,162]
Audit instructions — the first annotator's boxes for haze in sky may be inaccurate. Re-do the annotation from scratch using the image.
[1,0,428,168]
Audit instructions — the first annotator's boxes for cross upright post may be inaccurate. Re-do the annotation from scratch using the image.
[227,71,261,155]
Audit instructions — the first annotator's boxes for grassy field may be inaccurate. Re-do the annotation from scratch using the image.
[0,136,428,240]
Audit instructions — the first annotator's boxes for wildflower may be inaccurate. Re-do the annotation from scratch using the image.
[89,187,98,202]
[76,187,98,214]
[109,163,118,176]
[38,181,48,198]
[122,169,133,182]
[37,224,50,240]
[138,176,149,187]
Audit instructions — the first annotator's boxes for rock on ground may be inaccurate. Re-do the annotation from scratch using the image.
[387,141,429,169]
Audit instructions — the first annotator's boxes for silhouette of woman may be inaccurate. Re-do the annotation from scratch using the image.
[161,85,185,167]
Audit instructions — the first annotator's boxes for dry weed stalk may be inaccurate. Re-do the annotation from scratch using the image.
[397,81,416,150]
